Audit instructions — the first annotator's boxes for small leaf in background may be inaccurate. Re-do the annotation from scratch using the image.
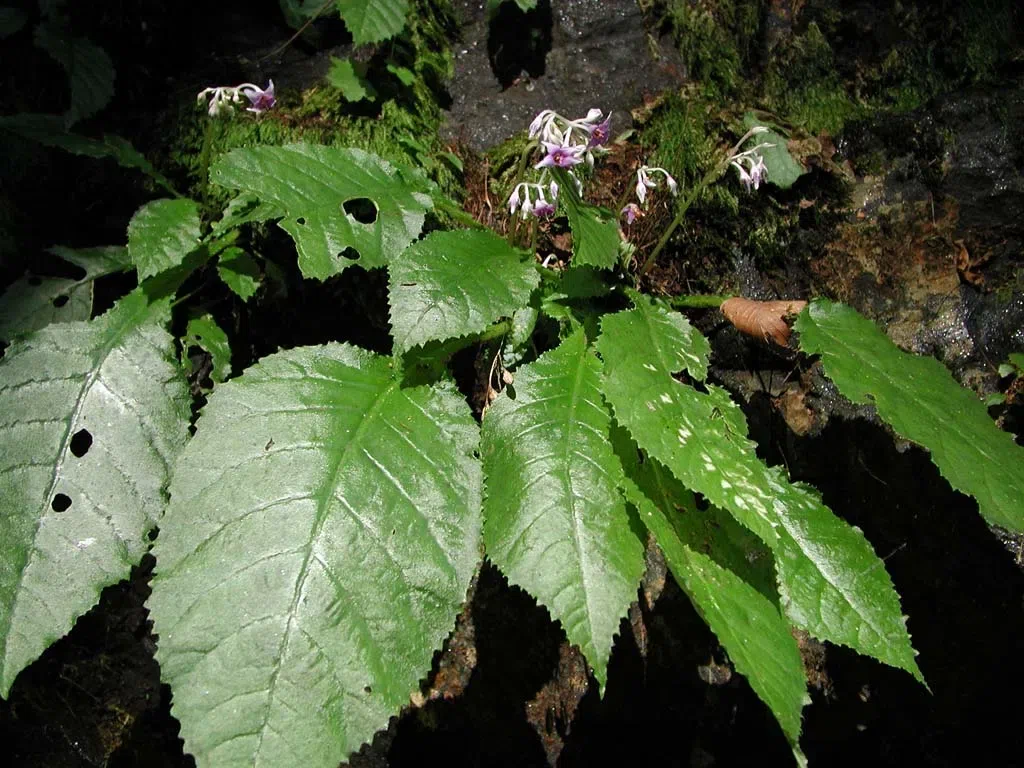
[997,352,1024,378]
[486,0,538,17]
[0,246,130,341]
[182,314,232,385]
[795,299,1024,533]
[32,24,114,127]
[742,114,806,189]
[482,330,645,689]
[216,247,261,301]
[0,6,27,38]
[335,0,410,45]
[388,229,539,355]
[552,168,620,270]
[278,0,325,28]
[327,57,377,102]
[0,115,179,196]
[127,198,201,281]
[386,62,416,86]
[212,192,284,235]
[149,343,481,767]
[0,289,191,696]
[210,144,433,280]
[597,297,923,683]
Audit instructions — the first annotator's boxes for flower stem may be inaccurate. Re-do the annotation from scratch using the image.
[635,160,725,282]
[669,293,733,309]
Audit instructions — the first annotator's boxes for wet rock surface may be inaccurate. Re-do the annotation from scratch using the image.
[442,0,685,151]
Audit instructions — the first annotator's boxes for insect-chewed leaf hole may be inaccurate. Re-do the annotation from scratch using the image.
[339,247,360,262]
[51,493,72,512]
[342,197,377,224]
[69,428,93,457]
[53,295,69,308]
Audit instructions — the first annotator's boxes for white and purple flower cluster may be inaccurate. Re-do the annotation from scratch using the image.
[197,81,276,118]
[728,126,773,192]
[508,108,612,220]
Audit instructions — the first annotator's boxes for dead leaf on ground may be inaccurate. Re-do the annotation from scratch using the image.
[721,297,808,347]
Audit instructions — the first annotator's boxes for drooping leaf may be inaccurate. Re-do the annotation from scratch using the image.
[327,57,377,102]
[182,315,232,385]
[596,296,922,682]
[795,298,1024,533]
[127,199,201,281]
[335,0,409,45]
[210,144,433,280]
[388,229,539,355]
[552,169,620,270]
[212,193,284,236]
[0,290,191,696]
[33,23,114,126]
[149,344,481,767]
[482,330,645,688]
[216,247,262,301]
[0,7,27,38]
[386,63,416,86]
[0,246,130,341]
[0,115,179,196]
[742,115,806,190]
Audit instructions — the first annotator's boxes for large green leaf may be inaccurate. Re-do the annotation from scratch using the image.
[0,245,130,341]
[388,229,539,355]
[742,115,806,190]
[551,169,620,270]
[795,298,1024,532]
[0,290,191,696]
[33,24,114,126]
[127,199,202,281]
[335,0,409,45]
[149,344,481,767]
[596,297,922,682]
[614,430,806,761]
[216,247,262,301]
[210,144,433,281]
[482,330,644,688]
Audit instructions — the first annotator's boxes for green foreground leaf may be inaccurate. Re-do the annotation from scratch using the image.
[127,199,201,281]
[795,298,1024,533]
[149,343,481,767]
[210,144,433,280]
[596,297,922,682]
[552,169,620,270]
[388,229,539,355]
[0,291,190,696]
[482,330,645,688]
[335,0,409,45]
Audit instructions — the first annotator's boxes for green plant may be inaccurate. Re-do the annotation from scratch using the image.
[2,94,1023,768]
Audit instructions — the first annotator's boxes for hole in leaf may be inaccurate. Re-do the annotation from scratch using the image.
[694,493,710,511]
[52,294,69,308]
[28,276,43,286]
[339,247,360,262]
[147,527,159,542]
[342,197,377,224]
[52,493,72,512]
[505,383,517,400]
[69,428,93,457]
[296,216,307,225]
[363,685,372,694]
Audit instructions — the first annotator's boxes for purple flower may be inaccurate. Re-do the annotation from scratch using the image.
[242,80,275,113]
[621,203,642,225]
[748,156,767,190]
[532,200,556,217]
[535,142,584,169]
[587,114,612,148]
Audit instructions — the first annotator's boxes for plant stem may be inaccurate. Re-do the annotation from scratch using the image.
[635,160,726,282]
[669,293,733,309]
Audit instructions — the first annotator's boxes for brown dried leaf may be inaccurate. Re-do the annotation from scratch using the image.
[721,297,808,347]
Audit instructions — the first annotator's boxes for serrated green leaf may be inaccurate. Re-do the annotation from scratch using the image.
[210,144,433,281]
[618,442,808,760]
[149,344,481,766]
[482,330,645,688]
[486,0,538,17]
[127,199,201,281]
[278,0,324,28]
[0,246,130,341]
[212,193,284,236]
[216,247,261,301]
[335,0,409,45]
[182,315,232,385]
[388,229,539,355]
[742,115,805,189]
[0,290,191,696]
[795,299,1024,533]
[327,57,377,102]
[596,297,923,682]
[33,24,114,126]
[552,169,620,270]
[0,7,27,38]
